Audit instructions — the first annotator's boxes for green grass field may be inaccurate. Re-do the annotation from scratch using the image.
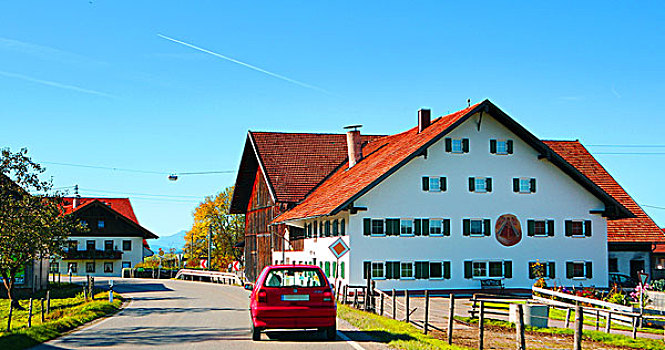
[0,283,123,350]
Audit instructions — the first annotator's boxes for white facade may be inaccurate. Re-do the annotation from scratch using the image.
[282,113,610,291]
[53,236,144,277]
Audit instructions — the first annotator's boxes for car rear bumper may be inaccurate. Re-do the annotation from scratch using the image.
[252,316,336,329]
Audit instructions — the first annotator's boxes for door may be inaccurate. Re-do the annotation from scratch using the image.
[630,259,645,281]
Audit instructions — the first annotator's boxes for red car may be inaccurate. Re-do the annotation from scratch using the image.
[246,264,337,341]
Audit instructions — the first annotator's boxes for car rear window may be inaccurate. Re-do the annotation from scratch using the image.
[263,268,326,288]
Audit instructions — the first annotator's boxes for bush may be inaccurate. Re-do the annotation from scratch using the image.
[652,279,665,292]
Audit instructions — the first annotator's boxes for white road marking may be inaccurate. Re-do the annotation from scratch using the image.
[337,330,366,350]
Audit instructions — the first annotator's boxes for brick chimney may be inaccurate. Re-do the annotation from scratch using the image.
[73,184,80,209]
[418,108,431,133]
[344,125,363,168]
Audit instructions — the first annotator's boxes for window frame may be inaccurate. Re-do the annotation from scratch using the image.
[496,139,508,154]
[472,261,488,278]
[570,220,585,237]
[370,219,385,236]
[400,261,415,279]
[571,261,586,279]
[86,262,96,273]
[104,262,114,273]
[519,178,532,193]
[474,177,487,193]
[428,176,441,192]
[400,218,414,236]
[429,218,443,236]
[451,139,463,153]
[98,220,105,229]
[472,260,506,279]
[469,219,484,236]
[429,261,444,280]
[371,262,385,280]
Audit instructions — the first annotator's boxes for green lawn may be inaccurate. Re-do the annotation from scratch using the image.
[0,283,123,350]
[338,303,471,350]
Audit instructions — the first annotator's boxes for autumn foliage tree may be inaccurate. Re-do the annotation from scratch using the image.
[0,148,80,308]
[184,186,244,270]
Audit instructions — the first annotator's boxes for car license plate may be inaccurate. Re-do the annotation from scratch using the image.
[281,294,309,301]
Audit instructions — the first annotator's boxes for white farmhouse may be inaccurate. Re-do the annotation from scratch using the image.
[231,100,664,292]
[52,197,158,277]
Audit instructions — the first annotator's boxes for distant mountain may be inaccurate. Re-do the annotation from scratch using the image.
[150,230,187,254]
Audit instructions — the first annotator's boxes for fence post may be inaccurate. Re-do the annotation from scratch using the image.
[632,316,637,339]
[6,302,13,332]
[371,281,376,312]
[353,291,358,309]
[478,300,484,350]
[364,268,371,311]
[90,277,95,299]
[28,298,33,328]
[447,293,455,345]
[605,311,611,333]
[405,289,410,323]
[337,280,342,301]
[380,293,385,316]
[392,289,396,319]
[516,304,526,350]
[46,290,50,314]
[565,308,571,328]
[40,298,45,323]
[424,290,429,335]
[595,310,599,331]
[574,305,582,350]
[343,285,348,305]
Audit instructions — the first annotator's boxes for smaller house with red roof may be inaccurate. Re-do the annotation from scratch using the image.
[52,197,158,277]
[231,100,665,292]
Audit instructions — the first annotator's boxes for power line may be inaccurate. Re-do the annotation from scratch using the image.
[80,188,204,199]
[587,144,665,148]
[642,204,665,210]
[41,161,235,176]
[593,152,665,155]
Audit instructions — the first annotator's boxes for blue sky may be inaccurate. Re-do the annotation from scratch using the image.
[1,1,664,237]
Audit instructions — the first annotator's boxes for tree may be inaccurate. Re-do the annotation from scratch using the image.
[0,148,79,308]
[184,186,244,270]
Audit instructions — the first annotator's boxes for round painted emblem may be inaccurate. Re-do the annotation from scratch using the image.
[495,214,522,247]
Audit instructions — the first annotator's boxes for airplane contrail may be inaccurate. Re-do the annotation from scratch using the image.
[157,34,330,94]
[0,70,115,98]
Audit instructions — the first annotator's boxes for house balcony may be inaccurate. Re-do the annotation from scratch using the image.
[62,249,123,260]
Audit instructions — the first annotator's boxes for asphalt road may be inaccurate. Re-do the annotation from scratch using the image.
[33,278,383,350]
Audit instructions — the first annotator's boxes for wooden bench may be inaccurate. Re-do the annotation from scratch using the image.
[480,279,504,289]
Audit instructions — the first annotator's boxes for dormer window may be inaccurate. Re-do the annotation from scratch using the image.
[445,138,469,154]
[490,139,513,155]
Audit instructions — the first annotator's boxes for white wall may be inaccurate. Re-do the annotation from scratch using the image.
[54,236,144,277]
[287,113,610,291]
[609,251,650,277]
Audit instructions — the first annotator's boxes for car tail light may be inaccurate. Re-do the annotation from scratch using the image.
[257,290,267,303]
[323,289,333,302]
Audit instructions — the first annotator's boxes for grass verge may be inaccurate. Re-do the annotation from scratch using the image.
[0,285,123,350]
[548,307,663,335]
[455,316,665,350]
[337,303,471,350]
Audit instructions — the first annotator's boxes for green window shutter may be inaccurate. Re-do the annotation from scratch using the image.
[341,219,345,236]
[363,218,371,236]
[513,178,520,192]
[393,262,400,280]
[445,138,452,152]
[547,220,555,237]
[486,178,492,192]
[528,262,535,279]
[333,220,339,236]
[483,219,491,236]
[415,262,422,279]
[385,262,393,279]
[341,262,345,278]
[363,261,370,279]
[463,219,471,236]
[565,220,572,236]
[468,177,475,192]
[422,262,429,279]
[393,219,401,236]
[385,219,394,235]
[443,219,451,236]
[422,176,429,191]
[507,140,514,154]
[566,262,573,279]
[333,261,337,278]
[440,177,447,191]
[443,261,451,279]
[584,221,592,237]
[325,262,330,277]
[464,261,472,279]
[490,139,497,154]
[422,219,429,236]
[414,219,422,236]
[462,138,470,153]
[548,262,555,279]
[530,178,537,193]
[585,262,593,278]
[527,220,535,236]
[504,261,512,278]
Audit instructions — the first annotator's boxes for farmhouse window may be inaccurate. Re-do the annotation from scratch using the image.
[469,177,492,193]
[527,219,554,237]
[465,260,512,279]
[565,220,591,237]
[86,240,96,251]
[514,178,536,193]
[400,219,414,236]
[463,219,491,236]
[98,220,105,229]
[429,262,443,279]
[86,262,95,273]
[528,261,556,279]
[371,262,385,279]
[400,262,414,279]
[566,261,592,279]
[104,240,113,251]
[104,262,113,273]
[445,137,469,153]
[490,139,513,155]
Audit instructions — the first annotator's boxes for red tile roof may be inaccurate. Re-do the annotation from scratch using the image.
[544,141,665,243]
[62,197,139,224]
[251,132,384,203]
[273,103,481,222]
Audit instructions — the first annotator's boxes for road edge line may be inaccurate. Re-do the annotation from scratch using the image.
[337,330,366,350]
